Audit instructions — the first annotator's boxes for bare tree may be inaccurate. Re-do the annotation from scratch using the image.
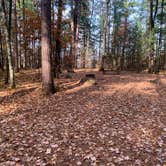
[1,0,15,88]
[41,0,55,94]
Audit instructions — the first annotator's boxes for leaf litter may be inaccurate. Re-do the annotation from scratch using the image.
[0,70,166,165]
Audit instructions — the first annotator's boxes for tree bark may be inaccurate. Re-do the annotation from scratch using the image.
[100,0,110,71]
[55,0,63,78]
[22,0,28,69]
[0,28,4,71]
[13,0,19,72]
[41,0,55,95]
[148,0,158,73]
[70,0,79,71]
[2,0,15,88]
[159,0,164,48]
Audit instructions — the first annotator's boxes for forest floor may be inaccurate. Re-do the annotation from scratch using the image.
[0,69,166,166]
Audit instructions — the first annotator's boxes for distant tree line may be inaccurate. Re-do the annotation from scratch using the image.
[0,0,166,94]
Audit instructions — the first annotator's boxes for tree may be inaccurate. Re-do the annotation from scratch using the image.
[1,0,15,88]
[41,0,55,95]
[13,0,19,72]
[148,0,159,73]
[69,0,80,71]
[55,0,63,78]
[100,0,110,71]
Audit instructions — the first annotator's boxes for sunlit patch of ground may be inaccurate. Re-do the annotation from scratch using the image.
[0,69,97,115]
[0,69,42,115]
[160,78,166,86]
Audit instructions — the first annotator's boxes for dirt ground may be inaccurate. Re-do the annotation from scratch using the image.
[0,69,166,165]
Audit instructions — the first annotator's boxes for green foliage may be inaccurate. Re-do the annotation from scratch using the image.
[17,0,36,11]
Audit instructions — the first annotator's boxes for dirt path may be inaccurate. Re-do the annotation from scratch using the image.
[0,71,166,165]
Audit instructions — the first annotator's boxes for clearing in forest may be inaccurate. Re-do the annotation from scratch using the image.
[0,70,166,165]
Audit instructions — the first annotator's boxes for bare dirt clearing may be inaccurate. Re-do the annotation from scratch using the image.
[0,70,166,165]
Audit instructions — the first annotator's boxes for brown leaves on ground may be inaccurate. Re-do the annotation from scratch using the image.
[0,70,166,165]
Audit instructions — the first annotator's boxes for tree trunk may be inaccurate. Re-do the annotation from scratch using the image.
[148,0,158,73]
[0,28,4,71]
[159,0,164,48]
[121,14,128,71]
[22,0,28,69]
[55,0,63,78]
[41,0,55,95]
[13,0,19,72]
[70,0,79,71]
[100,0,110,71]
[2,0,15,88]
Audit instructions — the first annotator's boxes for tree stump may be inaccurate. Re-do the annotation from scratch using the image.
[85,74,95,79]
[64,72,72,79]
[99,67,105,74]
[80,73,96,85]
